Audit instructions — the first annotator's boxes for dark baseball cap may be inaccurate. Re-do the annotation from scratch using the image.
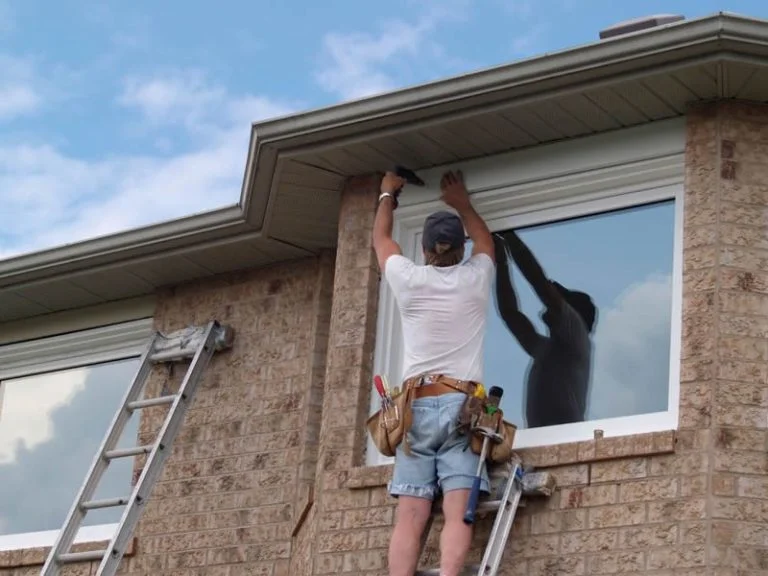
[422,211,465,252]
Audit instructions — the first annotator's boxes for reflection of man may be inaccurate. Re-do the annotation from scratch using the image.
[493,231,597,428]
[373,169,495,576]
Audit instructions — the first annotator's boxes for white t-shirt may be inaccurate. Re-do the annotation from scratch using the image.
[384,252,495,383]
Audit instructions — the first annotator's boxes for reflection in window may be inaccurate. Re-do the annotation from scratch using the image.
[484,200,675,429]
[0,358,140,536]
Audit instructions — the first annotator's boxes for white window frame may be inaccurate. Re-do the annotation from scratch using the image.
[0,317,154,552]
[367,118,685,466]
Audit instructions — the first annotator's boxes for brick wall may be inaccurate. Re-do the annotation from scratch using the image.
[125,255,335,576]
[686,101,768,575]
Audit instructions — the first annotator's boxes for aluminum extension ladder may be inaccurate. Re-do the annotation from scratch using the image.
[40,320,235,576]
[415,462,525,576]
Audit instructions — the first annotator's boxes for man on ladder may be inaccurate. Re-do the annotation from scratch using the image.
[373,169,496,576]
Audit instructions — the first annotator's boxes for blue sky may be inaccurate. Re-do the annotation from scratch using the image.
[1,0,766,260]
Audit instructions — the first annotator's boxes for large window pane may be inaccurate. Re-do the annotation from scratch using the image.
[484,200,675,429]
[0,358,140,536]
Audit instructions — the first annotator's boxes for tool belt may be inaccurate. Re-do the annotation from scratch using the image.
[366,374,516,463]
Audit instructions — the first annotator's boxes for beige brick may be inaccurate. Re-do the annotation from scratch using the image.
[620,522,678,548]
[529,509,586,534]
[342,549,387,572]
[509,534,560,558]
[713,496,768,522]
[591,458,648,483]
[717,358,768,383]
[713,449,768,475]
[548,464,589,486]
[560,484,618,508]
[586,551,645,574]
[342,506,393,529]
[619,477,679,502]
[680,475,709,497]
[648,498,707,522]
[560,529,618,554]
[647,546,707,569]
[719,313,768,338]
[712,473,737,496]
[587,502,647,528]
[527,555,586,576]
[681,521,708,544]
[714,380,768,407]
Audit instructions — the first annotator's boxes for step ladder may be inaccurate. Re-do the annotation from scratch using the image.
[415,462,555,576]
[40,320,235,576]
[414,462,524,576]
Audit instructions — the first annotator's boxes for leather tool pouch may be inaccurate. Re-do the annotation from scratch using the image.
[366,379,416,457]
[464,400,517,464]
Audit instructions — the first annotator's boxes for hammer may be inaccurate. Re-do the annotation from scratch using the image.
[385,165,424,209]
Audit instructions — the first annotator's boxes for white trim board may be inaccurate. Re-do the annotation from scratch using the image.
[367,120,685,466]
[0,318,153,381]
[0,524,116,553]
[0,318,153,551]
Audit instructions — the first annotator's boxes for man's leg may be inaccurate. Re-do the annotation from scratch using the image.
[439,489,473,576]
[436,394,490,576]
[388,495,432,576]
[388,397,440,575]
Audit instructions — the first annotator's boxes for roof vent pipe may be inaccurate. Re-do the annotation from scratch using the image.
[599,14,685,39]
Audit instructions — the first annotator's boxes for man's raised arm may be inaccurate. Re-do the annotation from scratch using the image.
[372,171,407,272]
[439,170,494,262]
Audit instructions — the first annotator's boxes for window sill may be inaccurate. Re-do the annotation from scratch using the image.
[349,430,677,489]
[0,538,136,568]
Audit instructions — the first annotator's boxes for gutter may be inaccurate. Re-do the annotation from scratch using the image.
[251,13,768,153]
[0,205,248,287]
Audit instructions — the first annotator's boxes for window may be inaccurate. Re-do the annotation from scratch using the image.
[368,122,684,465]
[0,319,153,551]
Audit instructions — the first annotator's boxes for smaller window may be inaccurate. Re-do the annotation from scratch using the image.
[0,319,152,551]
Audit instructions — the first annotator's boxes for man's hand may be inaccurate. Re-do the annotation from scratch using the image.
[439,168,494,261]
[381,171,407,195]
[440,170,471,211]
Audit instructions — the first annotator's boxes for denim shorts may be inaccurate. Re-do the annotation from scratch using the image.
[389,392,490,500]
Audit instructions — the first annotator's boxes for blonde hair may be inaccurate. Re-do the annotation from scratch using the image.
[424,242,464,267]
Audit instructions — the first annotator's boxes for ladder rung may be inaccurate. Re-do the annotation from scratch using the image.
[416,566,480,576]
[58,550,107,564]
[127,395,176,410]
[105,445,154,459]
[81,497,130,510]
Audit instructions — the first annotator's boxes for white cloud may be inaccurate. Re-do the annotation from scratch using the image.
[118,69,225,131]
[118,70,296,139]
[0,360,140,536]
[314,0,472,101]
[0,71,298,260]
[588,273,673,420]
[0,85,40,120]
[0,369,87,463]
[0,55,42,121]
[316,23,425,100]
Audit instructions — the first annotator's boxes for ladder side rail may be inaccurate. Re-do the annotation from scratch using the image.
[40,333,160,576]
[476,463,523,576]
[95,321,219,576]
